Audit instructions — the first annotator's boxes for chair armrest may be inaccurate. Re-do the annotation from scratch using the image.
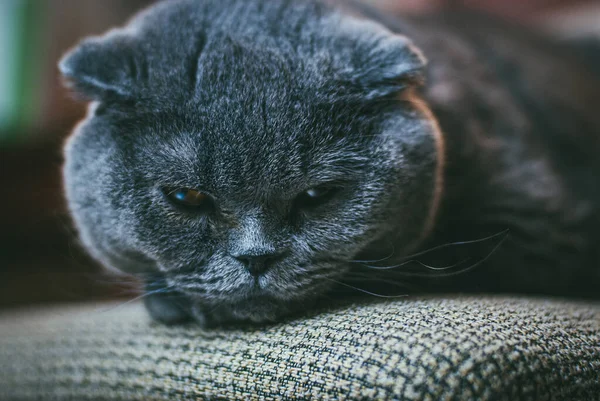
[1,296,599,400]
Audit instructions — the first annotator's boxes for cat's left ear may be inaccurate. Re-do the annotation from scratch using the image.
[335,17,427,98]
[59,33,141,100]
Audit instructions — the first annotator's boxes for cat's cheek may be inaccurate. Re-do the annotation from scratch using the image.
[373,104,443,253]
[64,110,148,272]
[95,242,159,275]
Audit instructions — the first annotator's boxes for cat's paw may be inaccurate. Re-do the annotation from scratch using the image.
[143,291,192,325]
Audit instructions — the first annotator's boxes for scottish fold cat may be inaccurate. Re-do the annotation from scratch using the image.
[60,0,600,326]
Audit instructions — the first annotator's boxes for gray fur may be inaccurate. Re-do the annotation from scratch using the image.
[61,0,600,326]
[61,0,437,325]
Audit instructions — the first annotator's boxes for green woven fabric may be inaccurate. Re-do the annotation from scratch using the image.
[1,296,599,400]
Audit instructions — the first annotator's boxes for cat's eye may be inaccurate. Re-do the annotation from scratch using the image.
[293,186,339,210]
[163,187,214,212]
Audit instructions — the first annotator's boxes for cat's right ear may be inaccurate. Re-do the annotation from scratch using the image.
[59,34,140,100]
[330,16,426,99]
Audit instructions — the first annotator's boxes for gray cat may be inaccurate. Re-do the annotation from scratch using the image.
[60,0,600,326]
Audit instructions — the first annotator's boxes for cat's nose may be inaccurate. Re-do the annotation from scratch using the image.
[233,252,283,277]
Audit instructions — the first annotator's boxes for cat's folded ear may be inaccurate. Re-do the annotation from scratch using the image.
[59,33,142,100]
[334,17,427,99]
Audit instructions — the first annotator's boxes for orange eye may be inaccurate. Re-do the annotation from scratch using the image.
[164,187,213,210]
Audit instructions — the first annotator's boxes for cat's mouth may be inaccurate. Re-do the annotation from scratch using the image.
[159,258,342,326]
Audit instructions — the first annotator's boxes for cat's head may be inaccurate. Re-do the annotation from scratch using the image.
[60,0,442,325]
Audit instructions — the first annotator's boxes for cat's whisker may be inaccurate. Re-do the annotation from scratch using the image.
[324,277,409,299]
[349,230,509,279]
[341,274,415,289]
[415,257,472,271]
[398,229,510,260]
[370,232,509,278]
[359,229,509,270]
[85,275,144,285]
[425,232,509,278]
[359,258,420,270]
[349,238,397,264]
[94,286,176,314]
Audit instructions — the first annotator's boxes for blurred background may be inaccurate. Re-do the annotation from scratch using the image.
[1,0,599,309]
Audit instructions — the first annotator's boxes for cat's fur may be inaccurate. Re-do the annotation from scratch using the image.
[60,0,600,326]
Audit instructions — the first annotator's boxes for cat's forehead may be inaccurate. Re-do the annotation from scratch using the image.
[136,101,369,199]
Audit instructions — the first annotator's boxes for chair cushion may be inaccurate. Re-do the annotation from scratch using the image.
[1,296,599,400]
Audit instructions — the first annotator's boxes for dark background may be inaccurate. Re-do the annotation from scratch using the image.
[1,0,598,309]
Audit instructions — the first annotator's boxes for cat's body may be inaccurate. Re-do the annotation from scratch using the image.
[61,0,600,326]
[381,9,600,296]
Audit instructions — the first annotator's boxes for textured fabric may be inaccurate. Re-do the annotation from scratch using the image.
[0,296,599,401]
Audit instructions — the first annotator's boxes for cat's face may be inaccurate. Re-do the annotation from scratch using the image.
[61,0,440,325]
